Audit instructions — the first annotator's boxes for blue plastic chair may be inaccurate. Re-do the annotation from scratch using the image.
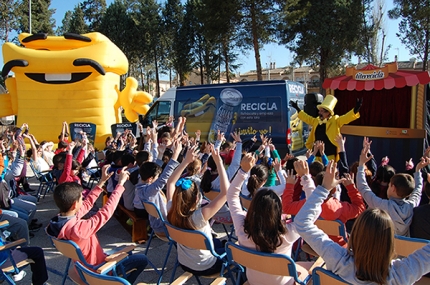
[142,200,176,285]
[28,160,55,201]
[0,220,33,285]
[225,241,312,285]
[312,267,351,285]
[164,221,234,285]
[46,230,134,285]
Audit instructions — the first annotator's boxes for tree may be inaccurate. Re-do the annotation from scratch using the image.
[279,0,363,92]
[81,0,107,31]
[129,0,164,97]
[99,0,137,88]
[389,0,430,71]
[56,10,73,35]
[357,0,390,66]
[239,0,281,80]
[162,0,193,86]
[68,5,88,34]
[0,0,20,43]
[197,0,242,83]
[17,0,55,34]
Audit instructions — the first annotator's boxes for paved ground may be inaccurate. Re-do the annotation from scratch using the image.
[18,175,231,285]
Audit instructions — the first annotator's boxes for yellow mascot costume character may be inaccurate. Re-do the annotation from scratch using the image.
[290,95,362,161]
[0,32,152,149]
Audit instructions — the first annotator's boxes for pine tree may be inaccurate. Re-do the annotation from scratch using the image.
[69,5,88,34]
[279,0,363,92]
[389,0,430,71]
[17,0,55,34]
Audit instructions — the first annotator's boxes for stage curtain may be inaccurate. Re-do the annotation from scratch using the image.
[333,86,411,128]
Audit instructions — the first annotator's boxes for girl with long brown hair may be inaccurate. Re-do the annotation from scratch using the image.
[295,161,430,285]
[166,144,229,276]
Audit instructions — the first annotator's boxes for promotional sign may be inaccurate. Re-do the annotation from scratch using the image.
[111,122,137,136]
[69,122,97,145]
[174,82,303,148]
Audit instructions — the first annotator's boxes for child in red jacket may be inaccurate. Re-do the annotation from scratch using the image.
[283,160,365,247]
[47,165,147,283]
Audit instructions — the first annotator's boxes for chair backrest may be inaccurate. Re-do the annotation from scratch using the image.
[394,235,429,258]
[312,267,350,285]
[315,219,348,241]
[239,193,251,210]
[225,241,308,284]
[143,200,164,222]
[204,189,220,201]
[50,235,93,269]
[28,160,42,178]
[164,221,215,253]
[75,261,131,285]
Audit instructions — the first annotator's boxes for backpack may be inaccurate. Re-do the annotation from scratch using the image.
[0,180,11,209]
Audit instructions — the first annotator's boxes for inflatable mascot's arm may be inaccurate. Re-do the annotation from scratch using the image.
[116,77,153,123]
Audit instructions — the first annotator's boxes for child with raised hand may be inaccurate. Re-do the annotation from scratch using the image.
[241,158,286,198]
[295,160,430,285]
[357,138,430,236]
[166,144,228,276]
[228,153,311,284]
[133,137,182,235]
[48,165,148,284]
[283,160,365,247]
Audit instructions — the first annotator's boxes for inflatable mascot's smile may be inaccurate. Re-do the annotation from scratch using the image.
[0,32,152,148]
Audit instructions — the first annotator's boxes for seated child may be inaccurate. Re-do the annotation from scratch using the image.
[47,165,147,284]
[133,138,182,235]
[357,141,429,236]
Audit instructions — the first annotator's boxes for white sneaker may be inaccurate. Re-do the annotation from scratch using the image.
[12,270,26,281]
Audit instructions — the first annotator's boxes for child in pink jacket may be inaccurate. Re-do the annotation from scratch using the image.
[47,165,147,284]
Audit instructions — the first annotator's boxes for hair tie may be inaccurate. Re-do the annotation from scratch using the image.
[175,178,193,191]
[206,167,211,172]
[405,159,414,171]
[267,157,273,167]
[380,156,389,167]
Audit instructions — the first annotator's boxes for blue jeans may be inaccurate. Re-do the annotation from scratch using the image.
[118,253,147,284]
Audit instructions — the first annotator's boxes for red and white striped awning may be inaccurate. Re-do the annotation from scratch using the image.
[322,64,430,91]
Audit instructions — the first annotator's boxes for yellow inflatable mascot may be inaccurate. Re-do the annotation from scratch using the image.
[0,32,152,149]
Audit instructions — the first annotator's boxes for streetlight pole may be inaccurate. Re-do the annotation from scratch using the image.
[29,0,32,34]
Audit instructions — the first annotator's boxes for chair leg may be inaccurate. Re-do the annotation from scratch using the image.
[61,258,72,285]
[169,259,180,284]
[144,230,155,255]
[155,241,174,284]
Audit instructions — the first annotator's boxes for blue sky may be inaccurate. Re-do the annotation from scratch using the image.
[50,0,411,75]
[10,0,411,77]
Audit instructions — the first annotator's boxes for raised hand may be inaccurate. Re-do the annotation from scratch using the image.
[289,100,301,112]
[416,157,430,172]
[322,160,346,191]
[342,173,355,186]
[231,131,241,143]
[359,140,373,166]
[273,158,282,172]
[118,168,130,185]
[285,169,297,185]
[294,160,309,177]
[240,153,256,173]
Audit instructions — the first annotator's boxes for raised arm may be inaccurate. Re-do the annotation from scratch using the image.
[295,161,348,266]
[408,157,429,206]
[166,144,199,202]
[202,146,229,221]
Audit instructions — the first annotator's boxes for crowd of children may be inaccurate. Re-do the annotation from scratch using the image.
[1,116,430,284]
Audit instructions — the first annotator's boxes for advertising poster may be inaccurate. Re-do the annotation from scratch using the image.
[69,122,97,145]
[111,122,137,137]
[178,86,284,144]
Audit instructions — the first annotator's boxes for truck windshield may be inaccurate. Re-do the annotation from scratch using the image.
[141,101,171,128]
